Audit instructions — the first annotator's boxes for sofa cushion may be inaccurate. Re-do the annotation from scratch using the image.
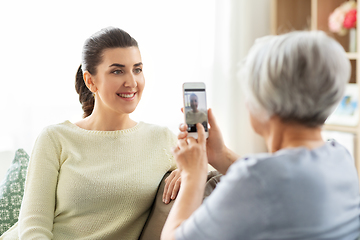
[0,149,29,235]
[204,171,222,199]
[138,170,222,240]
[0,151,16,183]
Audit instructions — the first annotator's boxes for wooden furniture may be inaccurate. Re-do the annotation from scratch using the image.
[271,0,360,174]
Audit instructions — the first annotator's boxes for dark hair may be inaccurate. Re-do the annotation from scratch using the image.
[190,93,198,99]
[75,27,138,118]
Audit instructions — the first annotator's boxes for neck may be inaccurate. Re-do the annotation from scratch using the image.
[78,105,137,131]
[263,117,324,153]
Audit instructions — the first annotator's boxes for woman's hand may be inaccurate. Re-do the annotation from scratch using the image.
[163,169,181,204]
[205,108,239,173]
[173,123,208,176]
[178,108,239,174]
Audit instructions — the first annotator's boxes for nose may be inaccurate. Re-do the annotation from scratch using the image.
[124,73,137,88]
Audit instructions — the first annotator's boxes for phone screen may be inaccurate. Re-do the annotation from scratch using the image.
[184,89,208,133]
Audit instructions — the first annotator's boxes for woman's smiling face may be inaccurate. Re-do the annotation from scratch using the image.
[88,47,145,116]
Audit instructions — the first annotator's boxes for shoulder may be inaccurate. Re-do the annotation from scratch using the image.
[37,121,70,138]
[225,141,354,184]
[34,121,77,146]
[31,122,74,160]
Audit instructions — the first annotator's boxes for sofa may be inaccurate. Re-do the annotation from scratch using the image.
[0,149,222,239]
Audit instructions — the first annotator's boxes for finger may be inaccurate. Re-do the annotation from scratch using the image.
[171,178,181,199]
[186,137,197,145]
[181,107,184,113]
[162,174,174,202]
[163,172,175,202]
[171,146,179,155]
[178,139,188,149]
[177,131,188,140]
[196,123,206,145]
[178,123,188,132]
[163,181,169,203]
[164,178,177,204]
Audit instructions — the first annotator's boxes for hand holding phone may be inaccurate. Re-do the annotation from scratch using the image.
[182,82,209,139]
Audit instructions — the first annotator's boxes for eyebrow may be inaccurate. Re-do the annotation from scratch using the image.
[109,62,143,68]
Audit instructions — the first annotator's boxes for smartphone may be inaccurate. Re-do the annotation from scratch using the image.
[182,82,209,139]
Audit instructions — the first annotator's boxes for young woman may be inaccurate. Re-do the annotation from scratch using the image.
[1,27,180,240]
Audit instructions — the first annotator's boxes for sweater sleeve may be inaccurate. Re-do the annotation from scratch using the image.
[18,127,61,239]
[165,128,178,171]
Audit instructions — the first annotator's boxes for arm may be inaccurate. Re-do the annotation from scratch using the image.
[18,128,60,239]
[161,124,208,240]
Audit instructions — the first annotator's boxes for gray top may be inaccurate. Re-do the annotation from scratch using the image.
[176,140,360,240]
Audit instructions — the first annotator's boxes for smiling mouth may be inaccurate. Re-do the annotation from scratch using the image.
[117,93,136,98]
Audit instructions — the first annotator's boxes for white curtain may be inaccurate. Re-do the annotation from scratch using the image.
[0,0,270,157]
[211,0,270,156]
[0,0,217,154]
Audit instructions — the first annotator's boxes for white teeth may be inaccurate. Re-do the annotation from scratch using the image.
[118,93,135,98]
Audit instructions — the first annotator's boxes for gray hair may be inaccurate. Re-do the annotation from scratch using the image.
[240,31,351,127]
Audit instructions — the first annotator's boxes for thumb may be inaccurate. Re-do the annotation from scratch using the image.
[208,108,219,131]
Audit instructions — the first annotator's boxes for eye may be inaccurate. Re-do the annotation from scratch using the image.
[112,69,123,75]
[134,68,142,74]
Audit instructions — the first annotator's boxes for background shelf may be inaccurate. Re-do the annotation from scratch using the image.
[347,52,358,59]
[323,124,359,134]
[271,0,360,174]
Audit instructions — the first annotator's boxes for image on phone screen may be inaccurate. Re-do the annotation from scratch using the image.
[184,90,208,133]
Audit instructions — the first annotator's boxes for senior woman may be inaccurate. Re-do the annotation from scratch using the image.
[161,31,360,240]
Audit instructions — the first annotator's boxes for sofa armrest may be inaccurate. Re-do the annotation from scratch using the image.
[138,170,222,240]
[139,172,174,240]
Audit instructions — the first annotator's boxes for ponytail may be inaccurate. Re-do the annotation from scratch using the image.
[75,65,94,118]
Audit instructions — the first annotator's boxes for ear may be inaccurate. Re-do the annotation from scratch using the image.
[83,71,97,93]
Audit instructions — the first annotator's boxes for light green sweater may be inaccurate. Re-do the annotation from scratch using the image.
[1,121,177,240]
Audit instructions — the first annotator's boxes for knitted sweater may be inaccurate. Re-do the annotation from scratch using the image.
[1,121,177,240]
